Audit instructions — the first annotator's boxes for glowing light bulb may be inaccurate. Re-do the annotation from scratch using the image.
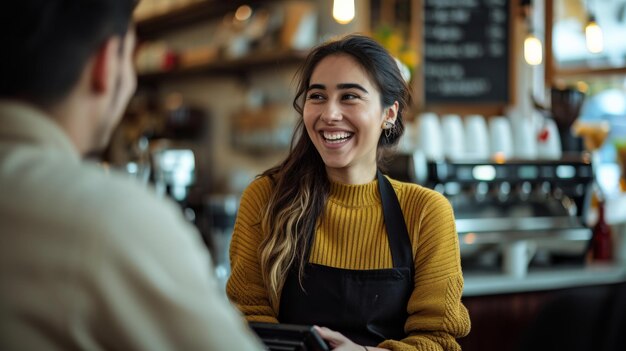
[585,20,604,53]
[524,34,543,65]
[235,5,252,22]
[333,0,355,25]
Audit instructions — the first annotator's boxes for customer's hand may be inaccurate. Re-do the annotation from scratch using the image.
[313,326,390,351]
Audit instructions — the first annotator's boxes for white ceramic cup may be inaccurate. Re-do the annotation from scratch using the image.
[512,117,538,160]
[488,116,514,159]
[441,114,466,161]
[398,118,418,153]
[503,240,537,278]
[417,112,444,161]
[536,118,563,160]
[464,114,490,160]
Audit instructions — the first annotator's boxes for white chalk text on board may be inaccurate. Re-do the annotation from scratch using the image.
[424,0,509,104]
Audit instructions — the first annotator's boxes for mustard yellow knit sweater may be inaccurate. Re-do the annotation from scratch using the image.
[227,175,471,351]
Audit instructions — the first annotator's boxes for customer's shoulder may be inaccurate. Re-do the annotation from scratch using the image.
[1,148,200,259]
[83,163,184,221]
[43,159,189,235]
[79,163,200,247]
[0,147,148,210]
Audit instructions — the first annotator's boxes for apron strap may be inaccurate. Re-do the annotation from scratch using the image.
[377,170,414,272]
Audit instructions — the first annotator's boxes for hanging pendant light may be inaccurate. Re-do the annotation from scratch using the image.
[585,14,604,53]
[524,33,543,65]
[333,0,355,24]
[522,0,542,66]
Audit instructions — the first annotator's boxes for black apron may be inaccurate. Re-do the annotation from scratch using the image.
[278,171,414,346]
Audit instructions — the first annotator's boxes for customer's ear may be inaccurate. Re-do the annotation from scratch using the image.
[90,37,120,93]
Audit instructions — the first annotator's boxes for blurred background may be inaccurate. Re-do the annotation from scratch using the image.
[100,1,626,350]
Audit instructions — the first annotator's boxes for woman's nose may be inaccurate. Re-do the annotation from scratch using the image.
[320,102,342,123]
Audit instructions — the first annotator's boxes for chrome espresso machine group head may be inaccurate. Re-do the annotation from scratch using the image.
[387,153,595,272]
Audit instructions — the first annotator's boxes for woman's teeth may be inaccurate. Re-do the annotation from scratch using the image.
[322,131,353,143]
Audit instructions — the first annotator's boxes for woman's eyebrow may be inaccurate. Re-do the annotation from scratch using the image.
[307,83,369,94]
[307,84,325,91]
[337,83,368,93]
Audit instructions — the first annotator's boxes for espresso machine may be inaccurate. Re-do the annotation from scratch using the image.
[152,147,196,203]
[387,153,595,274]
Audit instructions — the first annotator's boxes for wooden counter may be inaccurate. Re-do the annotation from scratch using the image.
[459,263,626,351]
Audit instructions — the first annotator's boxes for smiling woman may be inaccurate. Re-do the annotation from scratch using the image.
[302,54,398,184]
[226,34,471,351]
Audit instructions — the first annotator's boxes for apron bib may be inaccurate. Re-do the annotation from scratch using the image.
[278,171,414,346]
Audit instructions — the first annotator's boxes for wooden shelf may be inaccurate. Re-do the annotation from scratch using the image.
[553,66,626,78]
[136,0,271,39]
[135,0,304,84]
[138,49,308,82]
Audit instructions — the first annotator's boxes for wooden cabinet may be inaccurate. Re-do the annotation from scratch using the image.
[460,290,553,351]
[460,282,626,351]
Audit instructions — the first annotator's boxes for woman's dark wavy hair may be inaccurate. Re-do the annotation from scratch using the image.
[258,34,411,311]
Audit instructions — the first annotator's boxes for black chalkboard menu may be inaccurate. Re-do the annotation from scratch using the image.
[423,0,510,104]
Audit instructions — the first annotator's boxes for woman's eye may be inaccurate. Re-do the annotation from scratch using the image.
[307,92,325,100]
[342,93,359,100]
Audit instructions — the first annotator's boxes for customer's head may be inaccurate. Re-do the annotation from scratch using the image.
[293,34,410,163]
[0,0,137,153]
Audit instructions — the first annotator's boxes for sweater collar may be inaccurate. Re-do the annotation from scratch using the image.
[329,177,381,207]
[0,100,79,161]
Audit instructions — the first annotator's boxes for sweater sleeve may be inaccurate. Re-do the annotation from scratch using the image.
[379,188,471,351]
[88,180,264,351]
[226,177,279,323]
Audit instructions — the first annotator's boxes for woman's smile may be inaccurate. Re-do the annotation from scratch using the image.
[319,129,355,149]
[321,130,353,143]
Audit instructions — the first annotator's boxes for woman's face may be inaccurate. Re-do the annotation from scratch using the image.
[303,54,397,184]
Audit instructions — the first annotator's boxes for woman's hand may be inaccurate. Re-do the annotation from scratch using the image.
[313,326,390,351]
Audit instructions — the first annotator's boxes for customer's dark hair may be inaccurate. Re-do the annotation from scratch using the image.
[0,0,136,108]
[258,34,411,311]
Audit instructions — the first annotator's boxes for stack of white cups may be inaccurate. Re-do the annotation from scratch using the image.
[412,112,556,162]
[464,114,490,160]
[488,116,514,159]
[416,112,444,161]
[440,114,466,161]
[512,116,538,160]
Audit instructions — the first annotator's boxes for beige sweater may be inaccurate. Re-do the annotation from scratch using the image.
[0,101,263,351]
[227,175,471,351]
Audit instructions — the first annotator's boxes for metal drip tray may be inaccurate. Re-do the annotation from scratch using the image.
[453,198,572,219]
[456,212,592,274]
[454,200,591,265]
[456,216,586,235]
